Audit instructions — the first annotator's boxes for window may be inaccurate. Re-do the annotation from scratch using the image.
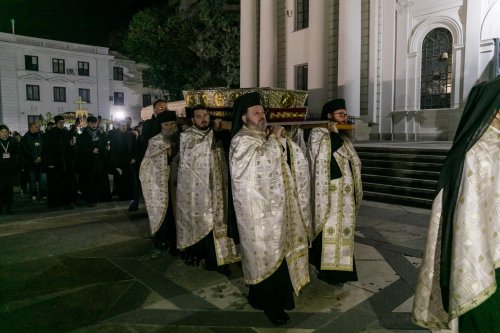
[79,88,91,103]
[296,0,309,30]
[54,87,66,102]
[114,92,124,105]
[25,55,39,71]
[113,67,124,81]
[26,85,40,101]
[78,61,89,76]
[27,115,41,125]
[420,28,452,109]
[52,58,65,74]
[142,94,152,107]
[295,64,308,91]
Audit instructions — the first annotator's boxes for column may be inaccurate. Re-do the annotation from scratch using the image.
[259,0,277,87]
[462,0,482,100]
[338,0,361,117]
[307,0,328,113]
[240,0,258,88]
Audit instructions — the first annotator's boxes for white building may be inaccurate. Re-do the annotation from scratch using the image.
[0,32,163,133]
[240,0,500,141]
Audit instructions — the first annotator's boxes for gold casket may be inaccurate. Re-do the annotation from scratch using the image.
[182,87,308,123]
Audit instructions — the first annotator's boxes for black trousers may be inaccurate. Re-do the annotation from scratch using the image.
[0,175,14,209]
[185,231,219,270]
[47,168,77,208]
[248,259,295,312]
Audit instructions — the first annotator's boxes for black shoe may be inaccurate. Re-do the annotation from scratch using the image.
[264,309,290,326]
[128,200,139,211]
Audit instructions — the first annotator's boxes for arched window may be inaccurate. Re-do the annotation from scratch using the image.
[420,28,452,109]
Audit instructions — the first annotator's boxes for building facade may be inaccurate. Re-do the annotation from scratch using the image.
[0,32,162,133]
[240,0,500,141]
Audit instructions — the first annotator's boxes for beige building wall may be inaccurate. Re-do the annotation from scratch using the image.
[240,0,500,141]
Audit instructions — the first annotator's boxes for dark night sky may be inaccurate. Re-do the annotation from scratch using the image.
[0,0,164,47]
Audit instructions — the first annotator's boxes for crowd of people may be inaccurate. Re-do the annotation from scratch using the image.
[0,113,144,213]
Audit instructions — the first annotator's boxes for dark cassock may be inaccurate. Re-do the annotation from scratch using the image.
[42,115,77,208]
[229,92,312,326]
[137,99,168,164]
[109,121,139,203]
[307,99,363,284]
[76,116,111,205]
[413,78,500,333]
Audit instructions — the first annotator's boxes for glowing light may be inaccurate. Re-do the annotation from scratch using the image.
[114,111,124,120]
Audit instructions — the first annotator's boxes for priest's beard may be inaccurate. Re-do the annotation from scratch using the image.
[162,128,178,143]
[195,124,210,131]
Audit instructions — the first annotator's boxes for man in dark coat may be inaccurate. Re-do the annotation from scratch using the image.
[76,116,111,206]
[20,122,47,201]
[109,119,139,210]
[0,124,19,214]
[138,99,169,162]
[42,115,77,209]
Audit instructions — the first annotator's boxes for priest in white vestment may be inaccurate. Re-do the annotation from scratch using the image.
[139,111,179,254]
[413,78,500,333]
[229,92,312,326]
[307,99,363,284]
[176,105,240,273]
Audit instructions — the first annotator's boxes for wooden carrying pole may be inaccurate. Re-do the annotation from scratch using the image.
[218,120,354,131]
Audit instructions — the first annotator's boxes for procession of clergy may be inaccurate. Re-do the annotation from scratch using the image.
[137,79,500,330]
[138,93,361,326]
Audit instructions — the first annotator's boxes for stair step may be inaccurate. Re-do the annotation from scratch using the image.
[355,146,449,155]
[362,166,440,180]
[355,145,447,209]
[363,182,435,199]
[362,160,443,172]
[363,191,433,209]
[357,152,446,163]
[362,174,437,190]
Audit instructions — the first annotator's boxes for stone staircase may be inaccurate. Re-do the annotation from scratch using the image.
[355,146,449,209]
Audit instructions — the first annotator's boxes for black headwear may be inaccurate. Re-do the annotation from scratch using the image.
[231,92,261,138]
[87,116,97,123]
[321,99,346,120]
[156,111,177,124]
[54,115,64,123]
[438,77,500,311]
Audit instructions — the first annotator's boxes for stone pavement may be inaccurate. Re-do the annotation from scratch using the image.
[0,196,432,333]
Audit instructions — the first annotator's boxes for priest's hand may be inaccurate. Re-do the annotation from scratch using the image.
[271,126,284,138]
[213,118,223,131]
[328,121,339,133]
